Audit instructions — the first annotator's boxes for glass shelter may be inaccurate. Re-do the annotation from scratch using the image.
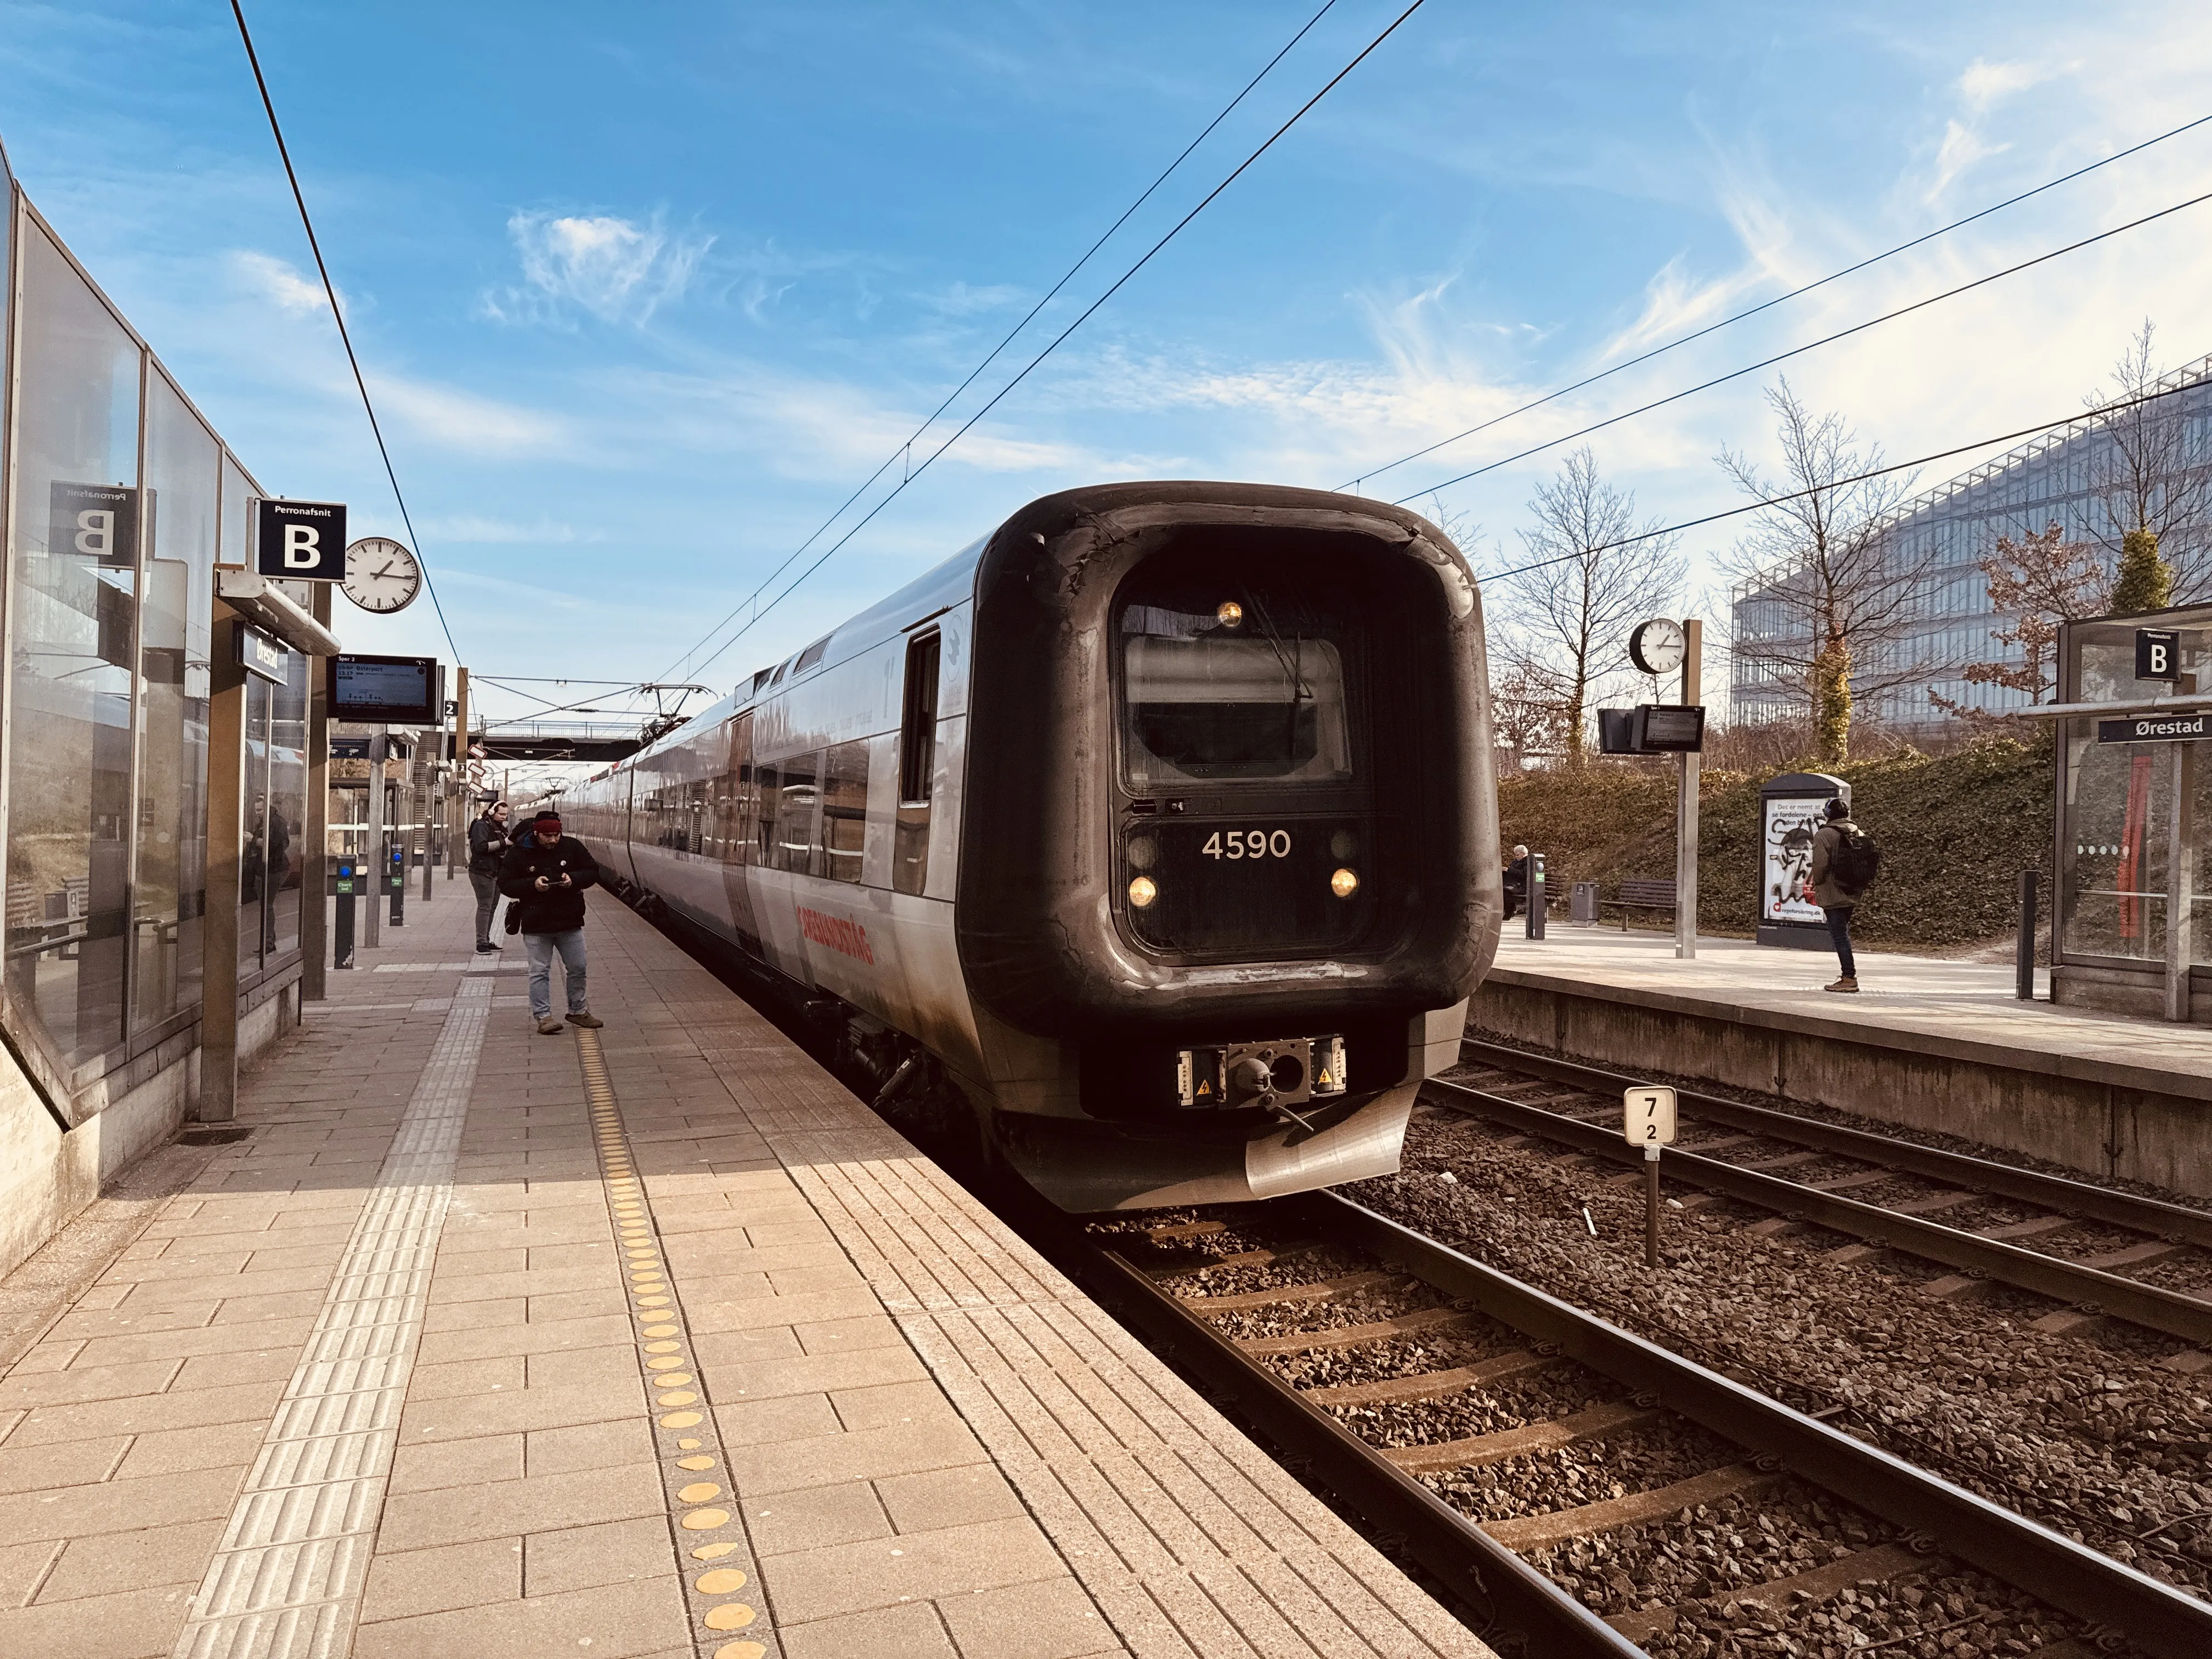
[2051,603,2211,1023]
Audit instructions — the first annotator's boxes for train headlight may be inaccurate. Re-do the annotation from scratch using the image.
[1127,836,1158,871]
[1128,875,1159,908]
[1216,600,1244,628]
[1329,867,1359,899]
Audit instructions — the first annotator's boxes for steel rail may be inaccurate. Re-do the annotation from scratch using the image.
[1425,1074,2212,1346]
[1308,1192,2212,1659]
[1459,1037,2212,1250]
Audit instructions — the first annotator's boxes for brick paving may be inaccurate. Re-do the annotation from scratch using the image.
[0,885,1494,1659]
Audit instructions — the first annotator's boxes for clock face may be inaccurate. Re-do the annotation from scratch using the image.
[1629,617,1686,676]
[343,537,422,614]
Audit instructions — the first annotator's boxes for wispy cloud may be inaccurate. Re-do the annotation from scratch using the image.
[1957,58,2048,111]
[482,211,712,326]
[366,374,568,458]
[418,514,597,545]
[232,250,333,315]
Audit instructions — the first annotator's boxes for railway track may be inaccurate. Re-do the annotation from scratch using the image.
[1085,1193,2211,1659]
[1431,1039,2212,1357]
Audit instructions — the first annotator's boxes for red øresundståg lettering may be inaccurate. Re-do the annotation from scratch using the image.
[796,906,874,965]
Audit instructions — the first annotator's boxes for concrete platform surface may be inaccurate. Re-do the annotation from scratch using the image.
[1491,927,2212,1099]
[0,885,1494,1659]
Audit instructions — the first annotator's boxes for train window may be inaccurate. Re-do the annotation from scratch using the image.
[895,630,939,896]
[721,714,753,865]
[794,635,832,675]
[1118,585,1352,788]
[772,752,819,874]
[753,762,779,862]
[820,741,868,883]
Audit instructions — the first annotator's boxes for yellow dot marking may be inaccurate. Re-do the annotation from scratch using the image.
[695,1567,747,1594]
[645,1340,681,1354]
[636,1296,670,1307]
[680,1508,730,1531]
[659,1410,702,1428]
[657,1374,694,1389]
[676,1454,715,1470]
[712,1644,766,1659]
[657,1390,698,1406]
[703,1604,757,1632]
[678,1481,721,1503]
[646,1325,679,1338]
[691,1541,736,1560]
[646,1356,685,1371]
[678,1438,703,1451]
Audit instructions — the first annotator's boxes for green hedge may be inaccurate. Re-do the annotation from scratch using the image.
[1498,740,2055,950]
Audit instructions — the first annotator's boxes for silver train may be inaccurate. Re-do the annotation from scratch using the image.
[563,481,1502,1210]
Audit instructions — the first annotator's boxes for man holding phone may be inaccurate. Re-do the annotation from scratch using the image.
[498,808,604,1033]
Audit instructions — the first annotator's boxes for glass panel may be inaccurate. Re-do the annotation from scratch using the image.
[2061,729,2171,962]
[267,648,307,957]
[1119,583,1352,788]
[240,675,272,969]
[4,224,141,1064]
[772,753,818,874]
[894,634,936,897]
[132,373,218,1032]
[819,741,867,884]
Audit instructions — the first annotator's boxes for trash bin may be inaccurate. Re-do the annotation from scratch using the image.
[1571,881,1598,926]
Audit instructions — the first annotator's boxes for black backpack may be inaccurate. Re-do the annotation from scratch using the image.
[1830,825,1880,894]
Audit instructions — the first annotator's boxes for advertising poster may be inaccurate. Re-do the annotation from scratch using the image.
[1762,796,1829,924]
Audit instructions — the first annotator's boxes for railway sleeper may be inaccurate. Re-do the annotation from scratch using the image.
[1235,1305,1470,1357]
[1382,1400,1658,1474]
[1485,1464,1785,1552]
[1604,1539,1928,1644]
[1305,1348,1549,1407]
[1179,1269,1403,1315]
[1149,1241,1323,1280]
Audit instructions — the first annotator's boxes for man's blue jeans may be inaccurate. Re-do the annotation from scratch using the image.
[524,929,588,1018]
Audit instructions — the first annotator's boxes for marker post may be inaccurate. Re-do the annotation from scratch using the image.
[1623,1086,1678,1268]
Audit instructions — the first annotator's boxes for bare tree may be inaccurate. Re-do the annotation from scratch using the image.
[1493,449,1683,768]
[1716,379,1945,766]
[1929,523,2108,725]
[1488,644,1571,771]
[2083,320,2212,600]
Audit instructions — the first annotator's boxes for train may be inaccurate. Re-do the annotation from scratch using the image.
[562,480,1501,1210]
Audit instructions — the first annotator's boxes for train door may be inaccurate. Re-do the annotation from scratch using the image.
[720,711,762,955]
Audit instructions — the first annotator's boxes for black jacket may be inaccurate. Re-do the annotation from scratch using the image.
[496,836,601,933]
[467,815,511,879]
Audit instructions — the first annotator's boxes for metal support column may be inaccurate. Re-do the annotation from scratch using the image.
[1675,619,1702,961]
[300,586,331,1001]
[2167,742,2198,1023]
[199,612,247,1122]
[363,727,385,950]
[450,667,469,881]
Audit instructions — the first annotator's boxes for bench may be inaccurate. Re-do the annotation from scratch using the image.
[1598,878,1678,930]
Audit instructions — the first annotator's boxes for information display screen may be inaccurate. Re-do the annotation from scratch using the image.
[329,653,442,724]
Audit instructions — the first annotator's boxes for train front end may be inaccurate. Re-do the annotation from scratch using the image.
[956,482,1500,1211]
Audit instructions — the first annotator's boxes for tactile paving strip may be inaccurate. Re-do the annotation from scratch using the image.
[574,1025,778,1659]
[171,965,498,1659]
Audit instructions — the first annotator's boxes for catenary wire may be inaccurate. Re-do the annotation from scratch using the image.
[228,0,462,662]
[1395,182,2212,509]
[1476,376,2197,584]
[678,0,1435,685]
[661,0,1350,685]
[654,0,1345,685]
[1336,110,2212,493]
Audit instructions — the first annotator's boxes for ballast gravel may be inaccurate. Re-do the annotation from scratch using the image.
[1348,1110,2212,1599]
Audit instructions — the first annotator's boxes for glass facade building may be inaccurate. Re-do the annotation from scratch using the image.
[2,157,306,1098]
[1731,356,2212,729]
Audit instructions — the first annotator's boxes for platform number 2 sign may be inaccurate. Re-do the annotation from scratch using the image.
[1622,1085,1677,1147]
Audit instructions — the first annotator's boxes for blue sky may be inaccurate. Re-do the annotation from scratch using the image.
[4,1,2209,741]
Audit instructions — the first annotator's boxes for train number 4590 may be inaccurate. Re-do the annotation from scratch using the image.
[1201,830,1292,860]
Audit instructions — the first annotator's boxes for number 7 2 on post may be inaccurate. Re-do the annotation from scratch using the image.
[1623,1085,1677,1147]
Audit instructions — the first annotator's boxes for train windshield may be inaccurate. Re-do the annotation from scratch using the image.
[1119,586,1352,788]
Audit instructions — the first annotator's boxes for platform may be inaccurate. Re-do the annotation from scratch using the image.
[1476,927,2212,1197]
[0,891,1493,1659]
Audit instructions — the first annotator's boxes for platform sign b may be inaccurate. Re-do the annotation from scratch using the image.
[2136,629,2181,682]
[254,498,347,581]
[1623,1085,1677,1147]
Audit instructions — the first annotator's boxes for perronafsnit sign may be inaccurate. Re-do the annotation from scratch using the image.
[2096,711,2208,744]
[254,499,348,581]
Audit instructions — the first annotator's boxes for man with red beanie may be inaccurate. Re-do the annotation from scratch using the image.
[497,807,603,1033]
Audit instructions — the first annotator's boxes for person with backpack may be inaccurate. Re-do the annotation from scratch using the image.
[1804,797,1879,992]
[498,809,604,1033]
